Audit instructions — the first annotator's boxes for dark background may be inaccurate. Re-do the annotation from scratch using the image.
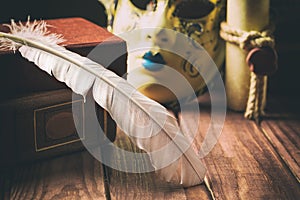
[0,0,107,27]
[269,0,300,98]
[0,0,299,98]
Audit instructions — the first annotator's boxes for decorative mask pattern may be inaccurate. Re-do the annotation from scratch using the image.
[99,0,226,105]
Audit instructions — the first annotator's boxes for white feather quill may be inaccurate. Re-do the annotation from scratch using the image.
[0,19,206,187]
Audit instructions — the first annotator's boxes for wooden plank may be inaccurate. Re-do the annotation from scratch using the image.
[1,151,107,200]
[261,119,300,181]
[260,98,300,182]
[107,128,210,200]
[179,97,300,200]
[184,184,212,200]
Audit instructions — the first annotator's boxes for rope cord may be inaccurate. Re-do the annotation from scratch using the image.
[219,21,275,122]
[220,21,275,50]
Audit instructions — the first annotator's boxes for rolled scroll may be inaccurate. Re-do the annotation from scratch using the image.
[225,0,270,111]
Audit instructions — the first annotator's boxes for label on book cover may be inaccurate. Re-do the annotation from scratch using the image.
[34,99,85,152]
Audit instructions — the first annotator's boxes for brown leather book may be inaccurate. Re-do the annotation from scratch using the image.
[0,17,127,101]
[0,17,127,167]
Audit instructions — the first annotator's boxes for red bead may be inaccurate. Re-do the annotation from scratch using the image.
[246,47,278,75]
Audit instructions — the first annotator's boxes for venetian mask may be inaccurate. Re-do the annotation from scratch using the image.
[100,0,226,105]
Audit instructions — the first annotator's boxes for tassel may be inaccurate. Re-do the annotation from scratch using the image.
[244,72,266,123]
[0,19,206,187]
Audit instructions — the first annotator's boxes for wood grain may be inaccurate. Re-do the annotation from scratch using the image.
[184,184,212,200]
[179,97,300,200]
[1,95,299,199]
[260,98,300,182]
[106,128,211,200]
[261,119,300,181]
[1,151,106,200]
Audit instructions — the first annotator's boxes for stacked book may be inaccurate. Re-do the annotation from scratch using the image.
[0,17,127,167]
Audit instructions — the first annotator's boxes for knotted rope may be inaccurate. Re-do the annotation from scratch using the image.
[220,22,275,50]
[220,21,276,122]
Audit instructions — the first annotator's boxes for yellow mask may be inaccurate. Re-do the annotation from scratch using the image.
[100,0,226,104]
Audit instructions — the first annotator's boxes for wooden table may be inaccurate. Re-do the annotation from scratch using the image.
[0,94,299,199]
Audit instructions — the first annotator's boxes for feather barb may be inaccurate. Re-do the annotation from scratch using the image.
[0,20,206,187]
